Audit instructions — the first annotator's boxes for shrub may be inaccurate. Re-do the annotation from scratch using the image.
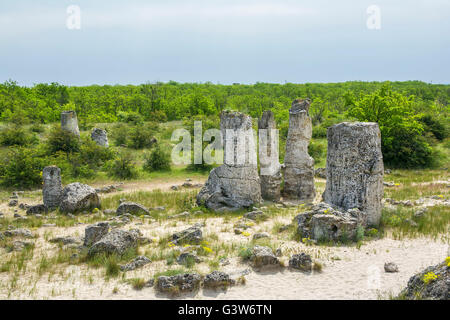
[107,152,138,179]
[46,127,80,154]
[143,144,171,172]
[117,111,143,124]
[308,140,326,162]
[78,138,115,168]
[30,123,45,133]
[419,115,448,141]
[128,124,157,149]
[111,123,129,146]
[0,147,44,188]
[0,125,36,146]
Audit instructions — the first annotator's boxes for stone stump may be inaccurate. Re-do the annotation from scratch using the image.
[283,99,315,201]
[197,111,261,212]
[43,166,62,210]
[258,110,281,201]
[91,128,109,147]
[323,122,384,226]
[61,110,80,137]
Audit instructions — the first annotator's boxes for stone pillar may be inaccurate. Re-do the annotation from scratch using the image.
[43,166,62,210]
[61,110,80,137]
[258,110,281,202]
[91,128,109,147]
[197,111,261,212]
[283,99,315,201]
[323,122,384,227]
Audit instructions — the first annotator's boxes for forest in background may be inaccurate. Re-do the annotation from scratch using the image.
[0,80,448,188]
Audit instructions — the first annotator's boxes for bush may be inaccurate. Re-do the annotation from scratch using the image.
[0,125,36,146]
[46,127,80,154]
[419,115,448,141]
[107,152,138,179]
[78,138,115,168]
[0,147,44,188]
[308,140,326,162]
[312,125,328,138]
[117,111,143,124]
[143,144,171,172]
[30,123,45,133]
[128,124,158,149]
[111,123,129,146]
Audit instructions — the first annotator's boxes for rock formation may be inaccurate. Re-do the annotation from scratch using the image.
[61,110,80,137]
[197,111,261,212]
[258,110,282,201]
[283,99,315,201]
[43,166,62,210]
[323,122,384,226]
[59,182,100,214]
[91,128,109,147]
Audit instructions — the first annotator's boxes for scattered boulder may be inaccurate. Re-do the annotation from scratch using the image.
[26,204,48,216]
[19,203,30,211]
[88,229,140,256]
[400,261,448,300]
[289,253,313,272]
[59,183,100,214]
[244,210,266,221]
[43,166,62,210]
[283,99,315,201]
[252,232,270,240]
[3,228,34,238]
[203,271,235,289]
[384,262,399,273]
[414,207,428,218]
[49,236,81,246]
[91,128,109,147]
[8,199,18,207]
[61,110,80,137]
[120,256,151,271]
[10,240,34,252]
[116,202,149,216]
[176,252,201,266]
[84,222,110,247]
[156,273,202,293]
[171,224,203,245]
[250,245,279,268]
[323,122,384,227]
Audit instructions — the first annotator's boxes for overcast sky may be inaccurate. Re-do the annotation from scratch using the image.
[1,0,449,86]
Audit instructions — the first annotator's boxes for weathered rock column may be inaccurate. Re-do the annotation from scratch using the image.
[323,122,384,226]
[197,111,261,212]
[258,110,281,201]
[283,99,315,201]
[91,128,109,147]
[43,166,62,210]
[61,110,80,137]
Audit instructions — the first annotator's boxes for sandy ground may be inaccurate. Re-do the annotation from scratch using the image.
[0,178,448,300]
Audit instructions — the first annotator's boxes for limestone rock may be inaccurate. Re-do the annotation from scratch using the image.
[61,110,80,137]
[283,99,315,201]
[203,271,235,289]
[84,222,110,247]
[50,236,81,246]
[59,183,100,213]
[88,229,140,256]
[156,273,202,293]
[243,210,266,221]
[3,228,34,238]
[120,256,151,271]
[116,202,149,216]
[91,128,109,147]
[289,253,312,272]
[384,262,399,273]
[26,204,48,216]
[43,166,62,210]
[258,110,281,201]
[171,224,203,245]
[323,122,384,227]
[176,252,201,266]
[250,245,279,268]
[314,167,326,179]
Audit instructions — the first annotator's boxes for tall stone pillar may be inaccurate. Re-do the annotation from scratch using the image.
[258,110,281,202]
[91,128,109,147]
[197,111,261,212]
[323,122,384,226]
[283,99,315,201]
[61,110,80,137]
[43,166,62,210]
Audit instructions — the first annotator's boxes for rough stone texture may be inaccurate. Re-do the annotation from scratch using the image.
[116,202,149,216]
[176,252,201,266]
[401,261,449,300]
[314,167,326,179]
[295,202,366,242]
[91,128,109,147]
[49,236,81,246]
[61,110,80,137]
[250,245,279,268]
[289,253,313,272]
[120,256,151,271]
[244,210,266,221]
[8,199,18,207]
[157,273,202,293]
[203,271,235,289]
[3,228,34,238]
[283,99,315,201]
[171,224,203,245]
[84,222,110,247]
[59,183,100,214]
[43,166,62,210]
[384,262,399,273]
[252,232,270,240]
[323,122,384,227]
[197,111,261,212]
[26,204,48,216]
[88,229,140,256]
[258,110,281,201]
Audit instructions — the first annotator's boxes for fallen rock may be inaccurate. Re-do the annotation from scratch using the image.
[171,224,203,245]
[59,183,100,214]
[19,203,30,210]
[88,229,140,256]
[289,253,313,272]
[50,236,81,246]
[252,232,270,240]
[10,240,34,251]
[26,204,48,216]
[8,199,18,207]
[156,273,202,293]
[384,262,399,273]
[120,256,151,271]
[3,228,34,238]
[250,245,279,268]
[91,128,109,147]
[176,252,201,266]
[116,202,149,216]
[203,271,235,289]
[414,207,428,218]
[244,210,266,221]
[84,222,110,247]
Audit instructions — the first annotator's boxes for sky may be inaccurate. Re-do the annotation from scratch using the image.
[0,0,449,86]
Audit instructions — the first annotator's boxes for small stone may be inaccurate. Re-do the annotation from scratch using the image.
[250,245,279,268]
[156,273,201,293]
[8,199,18,207]
[252,232,270,240]
[203,271,235,289]
[26,204,48,216]
[116,202,149,216]
[84,222,110,247]
[384,262,399,273]
[176,252,201,266]
[120,256,151,271]
[289,253,312,272]
[171,224,202,244]
[244,211,266,221]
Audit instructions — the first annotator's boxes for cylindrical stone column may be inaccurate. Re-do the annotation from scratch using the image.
[43,166,62,210]
[61,110,80,137]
